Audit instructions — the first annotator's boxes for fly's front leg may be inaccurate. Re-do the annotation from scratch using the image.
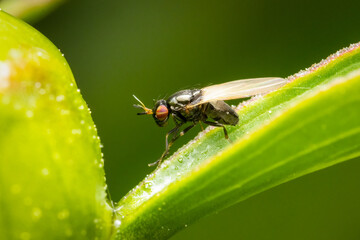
[148,124,181,167]
[157,124,196,167]
[165,126,180,152]
[149,123,196,168]
[203,120,232,143]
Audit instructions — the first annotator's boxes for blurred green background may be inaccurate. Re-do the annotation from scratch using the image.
[4,0,360,239]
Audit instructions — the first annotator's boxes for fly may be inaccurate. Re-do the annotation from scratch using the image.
[134,77,287,167]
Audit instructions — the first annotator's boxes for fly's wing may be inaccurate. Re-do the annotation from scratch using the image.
[188,77,287,107]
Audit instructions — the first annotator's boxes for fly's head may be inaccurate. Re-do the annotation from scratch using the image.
[133,95,170,127]
[152,99,170,127]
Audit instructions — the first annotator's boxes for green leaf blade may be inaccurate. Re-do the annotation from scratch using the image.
[0,11,112,239]
[115,44,360,239]
[0,0,66,23]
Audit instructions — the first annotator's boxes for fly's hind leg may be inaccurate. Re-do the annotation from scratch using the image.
[203,120,232,143]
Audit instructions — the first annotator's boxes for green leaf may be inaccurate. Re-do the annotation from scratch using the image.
[0,0,65,23]
[115,43,360,239]
[0,11,112,239]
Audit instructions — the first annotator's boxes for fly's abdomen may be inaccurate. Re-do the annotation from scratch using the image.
[204,101,239,126]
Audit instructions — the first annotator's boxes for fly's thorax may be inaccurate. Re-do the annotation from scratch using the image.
[167,89,201,109]
[204,100,239,126]
[167,89,203,122]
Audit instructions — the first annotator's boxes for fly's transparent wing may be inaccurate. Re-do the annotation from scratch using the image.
[188,77,287,107]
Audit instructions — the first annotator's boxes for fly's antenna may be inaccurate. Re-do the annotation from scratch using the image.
[133,95,153,115]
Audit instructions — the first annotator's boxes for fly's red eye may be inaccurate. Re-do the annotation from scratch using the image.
[156,105,168,121]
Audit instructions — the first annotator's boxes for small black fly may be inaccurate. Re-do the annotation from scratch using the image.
[134,77,286,167]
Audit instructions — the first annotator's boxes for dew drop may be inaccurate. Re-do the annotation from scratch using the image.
[2,95,10,104]
[39,89,46,95]
[26,110,33,118]
[56,95,65,102]
[30,78,39,88]
[114,219,121,228]
[41,168,49,176]
[32,207,42,219]
[71,129,82,135]
[61,109,70,115]
[0,62,10,90]
[57,209,70,220]
[78,105,84,110]
[14,103,22,110]
[53,152,60,159]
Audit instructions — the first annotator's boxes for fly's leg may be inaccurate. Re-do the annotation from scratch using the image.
[148,124,181,167]
[199,121,205,131]
[203,120,232,143]
[165,126,180,154]
[149,123,196,168]
[167,123,196,148]
[156,124,195,167]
